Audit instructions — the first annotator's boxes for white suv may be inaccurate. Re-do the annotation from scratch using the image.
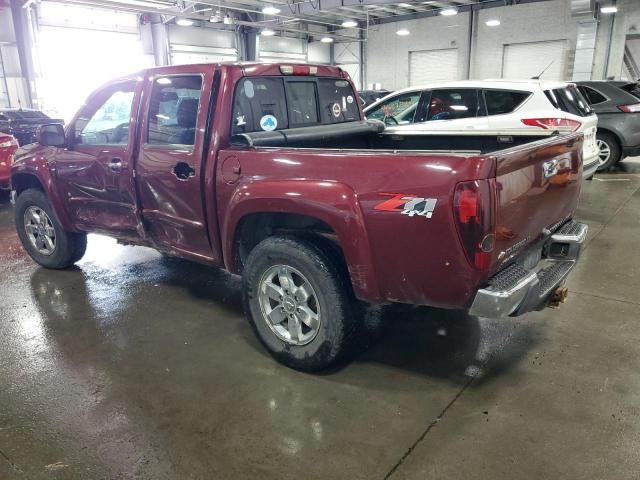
[364,80,599,179]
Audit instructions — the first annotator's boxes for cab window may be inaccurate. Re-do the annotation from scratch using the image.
[366,91,422,125]
[147,75,203,147]
[75,82,135,146]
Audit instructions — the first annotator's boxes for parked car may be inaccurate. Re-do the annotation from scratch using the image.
[0,109,64,146]
[576,81,640,171]
[364,80,599,179]
[0,134,18,190]
[358,89,392,107]
[11,63,587,371]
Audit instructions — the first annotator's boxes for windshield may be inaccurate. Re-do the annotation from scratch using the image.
[231,76,360,135]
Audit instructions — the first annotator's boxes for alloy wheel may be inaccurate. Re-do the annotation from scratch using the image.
[24,206,57,256]
[597,139,611,167]
[258,265,321,346]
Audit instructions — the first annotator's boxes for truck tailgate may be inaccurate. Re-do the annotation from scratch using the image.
[491,133,583,271]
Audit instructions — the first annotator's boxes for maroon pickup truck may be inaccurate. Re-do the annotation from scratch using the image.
[11,63,587,371]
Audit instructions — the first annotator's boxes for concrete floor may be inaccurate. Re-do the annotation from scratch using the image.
[1,161,640,480]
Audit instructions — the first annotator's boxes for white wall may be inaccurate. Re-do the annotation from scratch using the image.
[596,0,640,79]
[308,41,330,63]
[366,13,469,90]
[473,0,577,80]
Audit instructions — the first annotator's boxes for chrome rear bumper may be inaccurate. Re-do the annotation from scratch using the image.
[469,220,587,318]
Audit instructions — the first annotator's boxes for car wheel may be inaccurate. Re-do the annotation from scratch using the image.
[14,189,87,269]
[242,235,356,371]
[596,132,621,172]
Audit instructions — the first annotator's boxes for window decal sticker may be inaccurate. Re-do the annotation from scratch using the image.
[375,193,437,219]
[260,114,278,131]
[332,103,342,117]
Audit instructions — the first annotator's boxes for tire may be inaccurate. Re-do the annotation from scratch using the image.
[242,235,356,371]
[14,189,87,269]
[596,132,621,172]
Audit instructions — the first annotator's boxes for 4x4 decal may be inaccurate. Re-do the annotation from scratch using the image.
[374,193,437,219]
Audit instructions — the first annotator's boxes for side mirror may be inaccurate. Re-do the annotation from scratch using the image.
[38,123,66,148]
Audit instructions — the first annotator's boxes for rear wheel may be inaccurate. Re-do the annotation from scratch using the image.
[242,235,356,371]
[15,189,87,269]
[596,132,621,172]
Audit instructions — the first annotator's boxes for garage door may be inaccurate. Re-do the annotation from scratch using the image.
[37,3,152,121]
[170,45,237,65]
[409,49,458,86]
[502,40,568,81]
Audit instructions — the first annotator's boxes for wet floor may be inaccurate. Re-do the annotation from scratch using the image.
[1,161,640,479]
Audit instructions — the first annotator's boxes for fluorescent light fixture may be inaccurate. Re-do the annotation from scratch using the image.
[600,6,617,13]
[399,2,412,7]
[341,20,358,28]
[440,7,458,16]
[262,6,280,15]
[485,19,500,26]
[261,28,276,36]
[176,18,194,26]
[320,36,334,43]
[396,28,410,36]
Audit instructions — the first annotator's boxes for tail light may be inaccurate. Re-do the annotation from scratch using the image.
[618,103,640,113]
[279,65,318,75]
[453,179,496,271]
[521,118,581,132]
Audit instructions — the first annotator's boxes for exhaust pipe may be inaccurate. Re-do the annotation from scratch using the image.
[548,286,569,308]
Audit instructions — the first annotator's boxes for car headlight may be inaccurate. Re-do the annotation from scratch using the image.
[0,140,14,148]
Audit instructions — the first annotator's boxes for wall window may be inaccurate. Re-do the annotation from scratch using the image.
[75,83,135,146]
[365,92,422,125]
[427,89,478,121]
[147,75,203,146]
[484,90,530,115]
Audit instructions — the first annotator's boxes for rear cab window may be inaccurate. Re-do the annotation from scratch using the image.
[232,77,360,135]
[544,85,593,117]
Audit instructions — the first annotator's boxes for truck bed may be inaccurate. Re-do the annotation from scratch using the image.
[231,120,554,154]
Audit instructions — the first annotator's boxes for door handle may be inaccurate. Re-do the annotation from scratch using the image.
[172,162,196,180]
[109,157,123,172]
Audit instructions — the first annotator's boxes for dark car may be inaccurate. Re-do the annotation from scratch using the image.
[359,89,392,107]
[0,109,64,146]
[576,81,640,171]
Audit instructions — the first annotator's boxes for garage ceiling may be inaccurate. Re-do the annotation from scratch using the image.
[40,0,548,40]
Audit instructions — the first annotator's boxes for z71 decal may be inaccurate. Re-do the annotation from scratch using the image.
[374,193,437,219]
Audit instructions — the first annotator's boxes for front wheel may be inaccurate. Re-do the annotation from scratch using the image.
[14,189,87,269]
[242,236,356,371]
[596,132,621,172]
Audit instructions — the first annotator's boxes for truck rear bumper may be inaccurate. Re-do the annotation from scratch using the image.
[469,220,587,318]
